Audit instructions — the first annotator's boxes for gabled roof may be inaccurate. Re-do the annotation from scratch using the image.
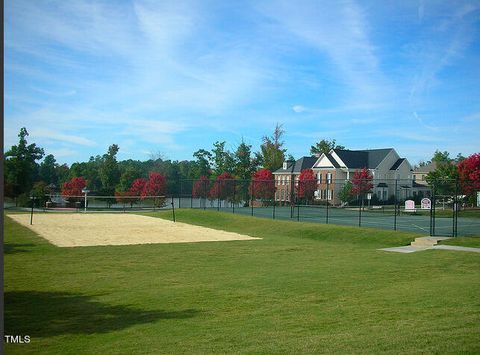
[366,148,394,168]
[332,148,393,169]
[390,158,405,170]
[273,156,317,174]
[334,150,368,168]
[324,153,341,168]
[413,162,438,173]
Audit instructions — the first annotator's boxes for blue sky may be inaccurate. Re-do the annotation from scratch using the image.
[5,0,480,165]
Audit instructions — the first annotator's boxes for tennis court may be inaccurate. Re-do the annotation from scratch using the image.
[208,205,480,237]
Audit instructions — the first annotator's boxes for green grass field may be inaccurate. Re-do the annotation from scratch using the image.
[4,210,480,354]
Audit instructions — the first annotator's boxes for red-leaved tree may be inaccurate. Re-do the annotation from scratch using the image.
[130,178,147,196]
[142,172,167,198]
[297,169,317,202]
[192,176,210,199]
[209,172,235,202]
[457,153,480,197]
[62,177,87,203]
[250,169,275,201]
[351,168,373,204]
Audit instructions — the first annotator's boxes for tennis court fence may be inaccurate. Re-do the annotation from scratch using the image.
[20,177,479,237]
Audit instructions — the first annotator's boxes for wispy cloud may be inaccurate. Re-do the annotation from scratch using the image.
[257,0,390,106]
[4,0,480,164]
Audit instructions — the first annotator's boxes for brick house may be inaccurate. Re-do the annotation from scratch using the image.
[272,156,317,204]
[274,148,414,205]
[313,148,413,204]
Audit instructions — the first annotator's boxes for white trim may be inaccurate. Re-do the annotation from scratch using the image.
[330,149,346,168]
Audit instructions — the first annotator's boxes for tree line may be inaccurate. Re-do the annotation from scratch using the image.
[4,126,478,207]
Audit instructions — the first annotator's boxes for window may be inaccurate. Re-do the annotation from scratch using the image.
[327,173,332,183]
[317,173,322,183]
[327,189,332,200]
[283,162,287,169]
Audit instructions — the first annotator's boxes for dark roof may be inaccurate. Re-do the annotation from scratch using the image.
[390,158,405,170]
[377,182,388,188]
[334,150,368,168]
[274,156,317,174]
[333,148,393,169]
[366,149,394,168]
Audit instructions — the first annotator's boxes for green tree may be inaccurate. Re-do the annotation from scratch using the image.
[234,141,255,180]
[99,144,120,195]
[4,127,45,197]
[431,150,451,163]
[193,149,212,178]
[338,181,353,205]
[39,154,58,186]
[55,164,71,187]
[310,139,345,156]
[117,166,138,192]
[426,162,458,195]
[211,141,235,177]
[260,123,287,171]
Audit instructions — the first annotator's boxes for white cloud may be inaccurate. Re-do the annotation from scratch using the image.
[29,128,97,146]
[292,105,306,113]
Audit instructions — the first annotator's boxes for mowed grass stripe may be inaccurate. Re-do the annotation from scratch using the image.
[4,210,480,354]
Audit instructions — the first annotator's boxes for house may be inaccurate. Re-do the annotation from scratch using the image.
[274,148,414,205]
[313,148,413,204]
[412,162,438,186]
[272,156,317,204]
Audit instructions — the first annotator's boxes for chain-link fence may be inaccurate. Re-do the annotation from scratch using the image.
[27,177,478,236]
[178,178,479,237]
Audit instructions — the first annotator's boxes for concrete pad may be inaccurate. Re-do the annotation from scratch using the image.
[379,246,431,253]
[379,244,480,254]
[432,245,480,253]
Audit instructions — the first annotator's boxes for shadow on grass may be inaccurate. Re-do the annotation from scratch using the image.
[4,243,36,254]
[5,291,199,337]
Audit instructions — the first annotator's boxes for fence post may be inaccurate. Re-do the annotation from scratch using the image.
[326,179,329,224]
[290,179,295,219]
[358,193,362,227]
[251,180,254,216]
[232,180,236,214]
[453,178,458,237]
[394,179,398,231]
[204,180,207,210]
[273,196,275,219]
[432,183,436,236]
[297,196,300,221]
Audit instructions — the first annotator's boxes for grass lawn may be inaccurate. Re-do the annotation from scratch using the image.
[4,210,480,354]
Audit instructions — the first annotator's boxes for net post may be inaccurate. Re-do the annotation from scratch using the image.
[30,195,35,225]
[171,195,176,222]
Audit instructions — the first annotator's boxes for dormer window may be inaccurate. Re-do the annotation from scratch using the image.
[283,162,287,169]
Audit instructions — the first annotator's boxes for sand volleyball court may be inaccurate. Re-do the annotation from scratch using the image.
[8,213,260,247]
